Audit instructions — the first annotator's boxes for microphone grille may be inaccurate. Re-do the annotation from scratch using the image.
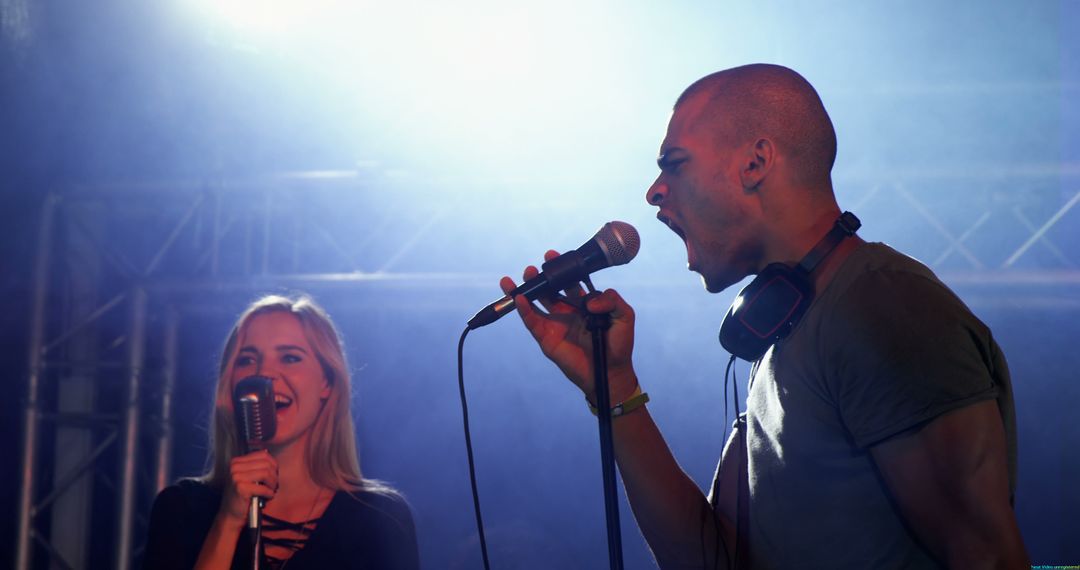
[234,375,276,453]
[596,221,641,266]
[238,396,265,442]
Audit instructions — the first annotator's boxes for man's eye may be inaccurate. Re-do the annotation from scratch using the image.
[661,158,685,173]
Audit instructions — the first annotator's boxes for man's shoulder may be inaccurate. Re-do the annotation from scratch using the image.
[829,242,966,314]
[839,242,941,288]
[807,241,993,360]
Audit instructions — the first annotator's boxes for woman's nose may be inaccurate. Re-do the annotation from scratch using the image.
[254,361,274,378]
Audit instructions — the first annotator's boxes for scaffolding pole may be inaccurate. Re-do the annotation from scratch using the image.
[114,287,147,570]
[155,307,179,493]
[16,194,58,570]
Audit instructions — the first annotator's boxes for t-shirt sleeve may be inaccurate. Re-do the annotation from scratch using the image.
[826,268,1000,448]
[373,494,420,570]
[142,485,202,570]
[334,491,420,570]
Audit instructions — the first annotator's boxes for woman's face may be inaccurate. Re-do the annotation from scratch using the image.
[231,311,331,449]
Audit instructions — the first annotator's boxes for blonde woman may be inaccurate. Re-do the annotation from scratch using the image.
[144,294,419,569]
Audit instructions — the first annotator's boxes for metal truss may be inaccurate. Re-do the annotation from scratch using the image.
[15,166,1080,569]
[13,172,486,570]
[836,167,1080,300]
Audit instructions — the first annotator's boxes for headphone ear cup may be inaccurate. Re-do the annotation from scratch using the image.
[719,263,814,361]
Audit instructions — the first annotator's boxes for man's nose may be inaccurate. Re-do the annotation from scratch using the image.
[646,178,668,206]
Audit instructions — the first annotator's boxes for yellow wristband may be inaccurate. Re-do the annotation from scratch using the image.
[587,386,649,418]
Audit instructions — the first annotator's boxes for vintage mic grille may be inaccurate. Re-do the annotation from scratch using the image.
[234,375,277,453]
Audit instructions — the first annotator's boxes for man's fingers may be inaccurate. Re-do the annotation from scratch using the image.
[523,264,540,282]
[586,289,635,320]
[499,276,517,295]
[585,291,617,314]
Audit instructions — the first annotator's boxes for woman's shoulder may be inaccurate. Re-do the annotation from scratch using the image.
[314,484,419,568]
[153,478,221,513]
[336,484,410,514]
[327,483,414,530]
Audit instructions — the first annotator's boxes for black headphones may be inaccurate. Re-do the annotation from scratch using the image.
[719,211,861,361]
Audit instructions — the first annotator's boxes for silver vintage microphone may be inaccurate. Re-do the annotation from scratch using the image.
[233,375,277,569]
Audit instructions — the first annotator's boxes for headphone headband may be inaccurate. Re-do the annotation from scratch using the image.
[796,211,862,274]
[719,211,862,361]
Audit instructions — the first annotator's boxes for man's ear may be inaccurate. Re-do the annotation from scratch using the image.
[739,138,774,191]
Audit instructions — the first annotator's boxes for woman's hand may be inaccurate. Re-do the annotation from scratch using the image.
[500,250,639,403]
[220,450,279,522]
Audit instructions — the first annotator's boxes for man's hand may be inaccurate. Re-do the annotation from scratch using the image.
[499,250,731,569]
[499,249,638,403]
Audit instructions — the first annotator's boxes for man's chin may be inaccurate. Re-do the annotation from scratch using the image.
[699,271,741,294]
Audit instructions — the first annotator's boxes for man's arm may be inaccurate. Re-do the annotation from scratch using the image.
[499,259,733,569]
[610,400,736,570]
[870,399,1029,569]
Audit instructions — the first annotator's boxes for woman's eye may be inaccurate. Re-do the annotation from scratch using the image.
[235,355,255,367]
[282,353,302,364]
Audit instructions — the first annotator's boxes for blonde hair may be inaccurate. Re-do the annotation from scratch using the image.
[201,294,385,494]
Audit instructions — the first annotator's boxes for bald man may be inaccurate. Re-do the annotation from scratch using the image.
[499,64,1028,569]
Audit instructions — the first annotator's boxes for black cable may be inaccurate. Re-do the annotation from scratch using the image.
[698,354,740,570]
[731,356,742,570]
[732,356,741,420]
[723,355,735,444]
[457,327,491,570]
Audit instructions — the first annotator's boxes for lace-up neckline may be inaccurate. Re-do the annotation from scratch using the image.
[262,511,322,569]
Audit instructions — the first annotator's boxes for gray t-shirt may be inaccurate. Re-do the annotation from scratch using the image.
[717,242,1016,569]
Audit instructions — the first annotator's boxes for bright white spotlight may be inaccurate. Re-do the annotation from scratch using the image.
[191,0,342,37]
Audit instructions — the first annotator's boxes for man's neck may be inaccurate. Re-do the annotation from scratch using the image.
[809,230,865,296]
[764,206,863,294]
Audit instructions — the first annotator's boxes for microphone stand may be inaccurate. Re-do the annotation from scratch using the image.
[562,282,624,570]
[249,496,264,570]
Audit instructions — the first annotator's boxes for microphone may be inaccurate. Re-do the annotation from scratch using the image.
[233,375,277,531]
[468,221,641,329]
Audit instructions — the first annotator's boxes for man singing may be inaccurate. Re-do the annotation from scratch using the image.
[498,64,1028,569]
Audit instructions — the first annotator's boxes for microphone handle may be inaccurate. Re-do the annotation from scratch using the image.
[248,495,262,529]
[468,249,591,329]
[249,487,264,569]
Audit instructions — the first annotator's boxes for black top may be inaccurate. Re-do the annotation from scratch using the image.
[143,479,420,570]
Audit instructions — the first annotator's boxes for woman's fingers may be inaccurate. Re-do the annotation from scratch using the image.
[235,480,276,500]
[218,451,279,520]
[230,450,279,496]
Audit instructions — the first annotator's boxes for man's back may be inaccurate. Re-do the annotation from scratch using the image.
[739,242,1015,569]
